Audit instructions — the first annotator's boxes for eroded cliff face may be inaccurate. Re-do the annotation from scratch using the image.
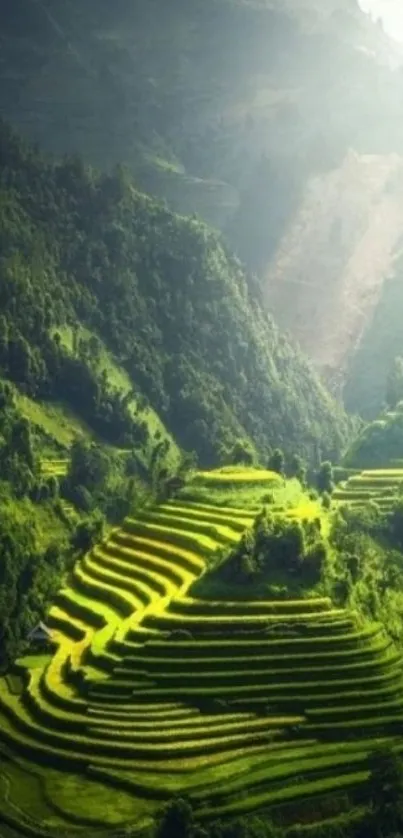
[264,151,403,392]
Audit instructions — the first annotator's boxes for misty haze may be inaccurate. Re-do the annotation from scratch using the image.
[2,2,403,837]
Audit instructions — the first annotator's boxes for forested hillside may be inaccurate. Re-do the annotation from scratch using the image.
[0,121,350,466]
[344,248,403,419]
[2,0,403,406]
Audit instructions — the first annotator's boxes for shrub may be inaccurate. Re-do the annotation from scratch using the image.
[317,461,334,494]
[156,798,195,838]
[268,448,284,475]
[322,491,331,509]
[223,438,257,467]
[71,512,105,552]
[261,492,275,504]
[332,578,351,607]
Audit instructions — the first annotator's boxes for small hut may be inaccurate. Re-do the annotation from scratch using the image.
[27,621,54,650]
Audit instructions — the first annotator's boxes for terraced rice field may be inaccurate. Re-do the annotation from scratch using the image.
[333,467,403,512]
[1,468,403,834]
[41,458,69,479]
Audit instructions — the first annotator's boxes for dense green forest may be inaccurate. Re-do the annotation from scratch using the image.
[344,250,403,420]
[0,119,352,668]
[0,120,350,466]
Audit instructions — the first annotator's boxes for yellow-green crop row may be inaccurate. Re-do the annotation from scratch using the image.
[112,530,206,574]
[96,541,187,588]
[124,518,227,556]
[160,502,254,529]
[191,468,281,485]
[169,596,333,615]
[91,544,174,593]
[136,509,245,544]
[81,553,159,605]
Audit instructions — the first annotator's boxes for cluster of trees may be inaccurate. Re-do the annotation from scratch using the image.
[0,503,67,667]
[62,438,142,524]
[328,496,403,624]
[213,508,327,591]
[151,748,403,838]
[0,381,40,497]
[0,385,117,664]
[345,408,403,469]
[0,119,350,467]
[344,237,403,420]
[221,438,334,497]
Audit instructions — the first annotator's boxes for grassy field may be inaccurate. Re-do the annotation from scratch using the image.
[0,467,402,836]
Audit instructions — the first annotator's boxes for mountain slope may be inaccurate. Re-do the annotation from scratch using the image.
[2,0,403,401]
[0,121,350,466]
[1,0,401,228]
[344,248,403,418]
[264,150,403,391]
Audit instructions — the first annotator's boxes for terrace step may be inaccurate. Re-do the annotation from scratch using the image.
[176,500,260,517]
[136,509,246,542]
[111,531,205,574]
[144,610,355,635]
[169,596,333,616]
[123,519,221,557]
[129,669,403,703]
[91,544,175,593]
[47,606,87,641]
[87,715,297,744]
[118,643,394,674]
[141,624,385,656]
[96,541,186,588]
[81,553,162,605]
[160,502,254,529]
[125,657,401,689]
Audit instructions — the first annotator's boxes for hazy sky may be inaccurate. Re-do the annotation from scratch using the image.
[359,0,403,41]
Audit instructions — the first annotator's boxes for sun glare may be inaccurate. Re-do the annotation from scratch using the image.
[359,0,403,42]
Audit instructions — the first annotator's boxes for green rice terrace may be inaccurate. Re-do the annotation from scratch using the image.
[333,467,403,513]
[2,466,403,836]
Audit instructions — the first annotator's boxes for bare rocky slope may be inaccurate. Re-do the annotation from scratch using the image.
[265,150,403,393]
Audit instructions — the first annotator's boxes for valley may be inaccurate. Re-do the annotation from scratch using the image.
[4,2,403,836]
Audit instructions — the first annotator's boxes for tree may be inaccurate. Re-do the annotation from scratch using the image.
[71,512,105,553]
[268,448,284,475]
[68,440,111,494]
[0,315,9,363]
[317,461,334,494]
[155,798,194,838]
[368,747,403,836]
[390,498,403,549]
[224,438,256,466]
[10,418,35,471]
[386,356,403,409]
[321,491,331,509]
[288,453,306,485]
